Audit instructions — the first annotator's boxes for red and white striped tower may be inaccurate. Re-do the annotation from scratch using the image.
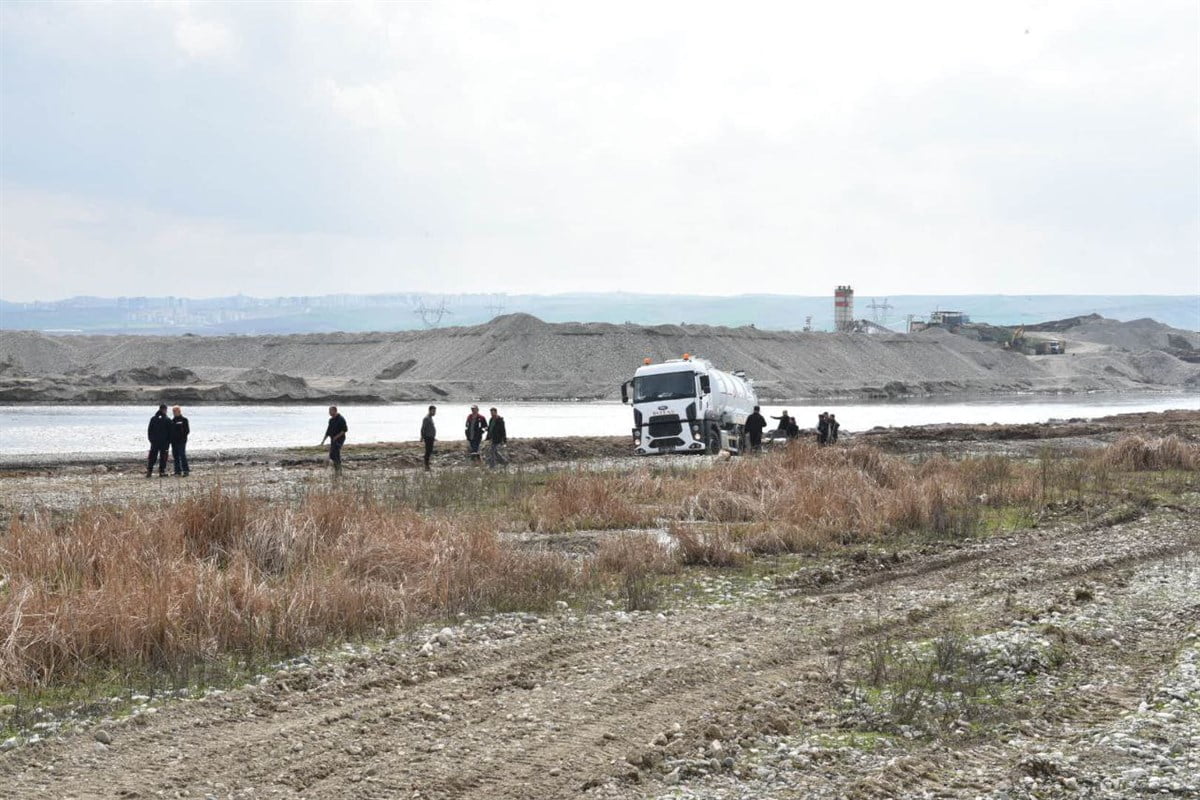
[834,285,854,332]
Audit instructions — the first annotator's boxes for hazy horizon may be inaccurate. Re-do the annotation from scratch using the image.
[2,2,1198,301]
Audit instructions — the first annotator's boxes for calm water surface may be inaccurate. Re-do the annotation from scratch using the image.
[0,395,1197,455]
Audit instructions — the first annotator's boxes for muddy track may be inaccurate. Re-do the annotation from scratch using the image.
[1,510,1197,799]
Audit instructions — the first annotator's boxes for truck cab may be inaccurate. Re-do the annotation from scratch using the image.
[620,356,756,455]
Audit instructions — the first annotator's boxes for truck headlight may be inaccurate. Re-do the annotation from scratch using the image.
[691,423,700,434]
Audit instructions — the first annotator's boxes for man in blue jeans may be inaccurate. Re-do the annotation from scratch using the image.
[170,405,191,476]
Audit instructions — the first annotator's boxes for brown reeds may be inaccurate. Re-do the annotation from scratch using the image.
[0,490,576,690]
[1097,435,1200,472]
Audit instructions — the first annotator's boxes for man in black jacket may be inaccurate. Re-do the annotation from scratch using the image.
[321,406,348,473]
[486,407,508,468]
[744,406,766,452]
[170,405,191,476]
[421,405,437,471]
[146,404,171,477]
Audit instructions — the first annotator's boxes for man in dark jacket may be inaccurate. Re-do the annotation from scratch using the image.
[744,406,767,452]
[421,405,437,471]
[770,410,799,439]
[465,405,487,461]
[146,404,172,477]
[321,406,348,473]
[817,412,829,445]
[828,413,841,444]
[170,405,191,476]
[486,407,508,468]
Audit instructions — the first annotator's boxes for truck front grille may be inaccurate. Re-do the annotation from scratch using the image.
[648,415,682,438]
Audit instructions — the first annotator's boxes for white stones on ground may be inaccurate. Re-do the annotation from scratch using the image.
[93,728,112,745]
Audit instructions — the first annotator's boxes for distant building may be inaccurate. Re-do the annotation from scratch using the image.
[929,310,969,328]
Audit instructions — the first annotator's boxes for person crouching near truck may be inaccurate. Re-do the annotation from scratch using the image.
[146,404,172,477]
[321,405,348,474]
[486,407,509,468]
[745,406,766,452]
[170,405,190,476]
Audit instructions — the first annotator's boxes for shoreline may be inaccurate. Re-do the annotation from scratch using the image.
[4,409,1197,472]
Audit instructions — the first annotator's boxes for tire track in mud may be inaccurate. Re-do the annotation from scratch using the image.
[1,512,1196,799]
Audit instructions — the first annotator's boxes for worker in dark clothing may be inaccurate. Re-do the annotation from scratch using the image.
[744,406,767,452]
[817,412,829,446]
[828,413,841,444]
[321,405,348,473]
[771,410,799,439]
[486,407,508,468]
[465,405,487,461]
[146,404,172,477]
[170,405,191,476]
[421,405,437,471]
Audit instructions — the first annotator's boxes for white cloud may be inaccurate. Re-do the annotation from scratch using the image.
[173,14,234,61]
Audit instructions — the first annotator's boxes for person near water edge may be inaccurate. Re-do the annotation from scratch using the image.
[486,407,509,468]
[744,406,766,452]
[170,405,191,476]
[817,412,829,446]
[321,405,348,473]
[421,405,437,471]
[828,413,840,444]
[146,404,172,477]
[465,404,487,461]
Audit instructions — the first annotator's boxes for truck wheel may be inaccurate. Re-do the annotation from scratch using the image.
[706,427,722,455]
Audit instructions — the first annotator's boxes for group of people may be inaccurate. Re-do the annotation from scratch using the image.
[146,404,190,477]
[150,401,838,476]
[420,404,509,471]
[741,407,842,452]
[319,403,509,473]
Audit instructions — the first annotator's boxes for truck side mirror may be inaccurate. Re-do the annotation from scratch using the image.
[620,381,629,404]
[699,375,711,394]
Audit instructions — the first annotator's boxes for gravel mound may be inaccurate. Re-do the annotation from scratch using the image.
[1,314,1197,403]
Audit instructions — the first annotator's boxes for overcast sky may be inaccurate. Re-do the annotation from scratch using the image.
[1,1,1197,302]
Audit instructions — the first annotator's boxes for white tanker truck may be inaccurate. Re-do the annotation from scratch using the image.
[620,355,757,455]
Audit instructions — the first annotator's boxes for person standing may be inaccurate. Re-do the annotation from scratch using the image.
[465,405,487,461]
[817,412,829,446]
[421,405,437,471]
[828,413,841,444]
[744,406,766,452]
[321,405,348,473]
[170,405,191,476]
[146,404,172,477]
[486,407,508,468]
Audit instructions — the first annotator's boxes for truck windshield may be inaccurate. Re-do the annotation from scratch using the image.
[633,371,696,402]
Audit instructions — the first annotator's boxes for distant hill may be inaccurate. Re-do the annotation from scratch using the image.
[1,293,1197,334]
[2,313,1197,404]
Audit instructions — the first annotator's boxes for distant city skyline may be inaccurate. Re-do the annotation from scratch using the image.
[3,290,1196,335]
[2,2,1197,301]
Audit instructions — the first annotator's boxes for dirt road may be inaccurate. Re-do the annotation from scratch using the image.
[2,500,1196,798]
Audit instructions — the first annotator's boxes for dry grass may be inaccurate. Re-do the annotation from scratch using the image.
[670,523,747,567]
[526,473,650,531]
[0,489,575,690]
[1096,435,1200,471]
[4,433,1186,692]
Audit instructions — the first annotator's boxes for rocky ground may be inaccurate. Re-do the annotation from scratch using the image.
[0,414,1197,799]
[0,505,1196,799]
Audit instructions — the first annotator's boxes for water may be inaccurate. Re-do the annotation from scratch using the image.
[0,394,1196,456]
